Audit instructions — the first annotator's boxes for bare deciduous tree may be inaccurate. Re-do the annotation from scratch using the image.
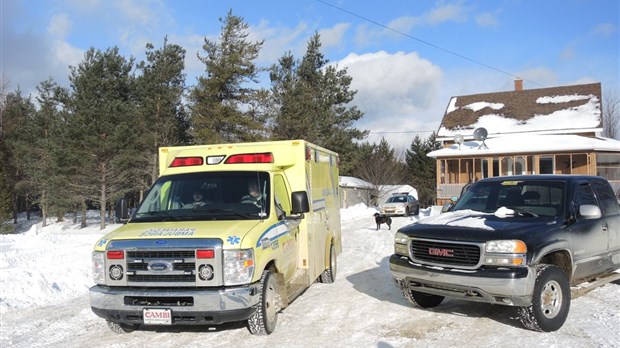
[602,89,619,140]
[355,139,408,205]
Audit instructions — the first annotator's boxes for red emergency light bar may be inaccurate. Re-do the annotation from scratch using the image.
[170,157,204,167]
[225,153,273,164]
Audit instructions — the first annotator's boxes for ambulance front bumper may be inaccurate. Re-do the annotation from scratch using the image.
[90,283,261,325]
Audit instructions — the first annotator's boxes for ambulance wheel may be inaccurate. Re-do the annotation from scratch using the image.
[248,270,280,335]
[319,242,337,283]
[106,320,135,334]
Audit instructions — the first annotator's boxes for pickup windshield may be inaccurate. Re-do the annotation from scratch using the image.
[131,171,270,222]
[453,179,565,217]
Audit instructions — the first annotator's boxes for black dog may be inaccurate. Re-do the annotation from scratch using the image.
[374,213,392,230]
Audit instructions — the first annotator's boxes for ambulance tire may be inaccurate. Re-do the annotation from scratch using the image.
[248,270,279,335]
[319,242,336,284]
[106,320,135,334]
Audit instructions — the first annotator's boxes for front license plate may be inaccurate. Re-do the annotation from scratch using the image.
[143,308,172,325]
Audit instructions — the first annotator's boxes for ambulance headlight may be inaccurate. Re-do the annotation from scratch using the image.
[92,251,105,284]
[223,249,254,285]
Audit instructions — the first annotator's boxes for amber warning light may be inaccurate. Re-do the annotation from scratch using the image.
[225,153,273,164]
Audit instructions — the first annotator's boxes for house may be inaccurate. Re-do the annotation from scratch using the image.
[338,176,418,209]
[339,176,374,208]
[429,81,620,205]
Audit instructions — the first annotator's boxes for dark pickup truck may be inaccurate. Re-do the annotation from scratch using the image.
[390,175,620,332]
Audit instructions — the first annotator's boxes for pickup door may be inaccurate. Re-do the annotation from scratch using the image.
[570,180,620,281]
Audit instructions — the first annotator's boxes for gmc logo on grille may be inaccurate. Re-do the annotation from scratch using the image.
[428,248,454,257]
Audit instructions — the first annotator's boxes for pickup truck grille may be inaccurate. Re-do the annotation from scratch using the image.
[410,239,481,267]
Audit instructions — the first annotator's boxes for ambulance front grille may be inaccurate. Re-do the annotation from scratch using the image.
[126,250,196,283]
[105,238,223,287]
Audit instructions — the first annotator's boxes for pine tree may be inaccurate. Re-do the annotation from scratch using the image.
[406,132,441,207]
[189,10,266,143]
[269,33,367,174]
[132,37,189,201]
[0,138,14,233]
[66,47,136,229]
[30,79,74,226]
[1,90,37,223]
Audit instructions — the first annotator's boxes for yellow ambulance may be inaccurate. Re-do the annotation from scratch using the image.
[90,140,342,335]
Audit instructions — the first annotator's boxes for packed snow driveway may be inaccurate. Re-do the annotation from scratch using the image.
[1,206,619,348]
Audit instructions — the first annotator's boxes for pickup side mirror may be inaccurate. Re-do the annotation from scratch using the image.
[441,202,454,213]
[579,204,602,219]
[291,191,310,215]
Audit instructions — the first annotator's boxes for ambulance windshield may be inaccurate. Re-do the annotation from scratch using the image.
[132,171,270,222]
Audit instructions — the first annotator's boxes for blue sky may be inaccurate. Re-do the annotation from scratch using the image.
[2,0,618,150]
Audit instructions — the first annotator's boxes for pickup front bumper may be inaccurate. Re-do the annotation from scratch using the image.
[389,254,536,307]
[90,283,260,325]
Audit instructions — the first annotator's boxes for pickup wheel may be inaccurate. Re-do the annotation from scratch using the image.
[518,264,570,332]
[319,242,337,283]
[248,270,280,335]
[106,320,135,334]
[402,289,444,308]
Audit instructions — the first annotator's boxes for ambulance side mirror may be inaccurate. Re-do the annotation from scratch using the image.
[291,191,310,217]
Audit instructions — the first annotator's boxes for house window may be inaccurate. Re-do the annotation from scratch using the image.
[492,158,500,177]
[501,157,514,176]
[572,154,589,174]
[556,154,571,174]
[597,153,620,197]
[527,156,534,174]
[447,159,459,183]
[539,156,554,174]
[515,157,526,175]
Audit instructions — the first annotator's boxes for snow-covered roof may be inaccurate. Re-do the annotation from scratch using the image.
[428,134,620,158]
[437,83,602,139]
[339,176,373,189]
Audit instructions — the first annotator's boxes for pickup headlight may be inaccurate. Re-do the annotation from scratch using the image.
[223,249,255,285]
[92,251,105,284]
[483,240,527,266]
[394,232,408,245]
[394,232,409,255]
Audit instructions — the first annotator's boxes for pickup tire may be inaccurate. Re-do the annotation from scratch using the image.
[319,242,337,283]
[402,289,444,308]
[106,320,135,334]
[518,264,570,332]
[248,270,280,335]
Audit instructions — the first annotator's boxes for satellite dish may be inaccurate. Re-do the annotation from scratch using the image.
[454,134,464,150]
[473,127,489,149]
[473,127,488,141]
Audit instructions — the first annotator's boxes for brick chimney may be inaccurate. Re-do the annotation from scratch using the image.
[514,79,523,91]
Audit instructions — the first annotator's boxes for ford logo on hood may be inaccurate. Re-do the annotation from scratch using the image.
[147,260,173,273]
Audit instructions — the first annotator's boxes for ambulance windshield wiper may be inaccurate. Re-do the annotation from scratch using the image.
[135,210,181,221]
[196,207,254,219]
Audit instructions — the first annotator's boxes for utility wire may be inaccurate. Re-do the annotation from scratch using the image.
[316,0,545,88]
[369,130,436,134]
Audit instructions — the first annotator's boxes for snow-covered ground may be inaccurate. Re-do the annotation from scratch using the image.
[1,206,619,348]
